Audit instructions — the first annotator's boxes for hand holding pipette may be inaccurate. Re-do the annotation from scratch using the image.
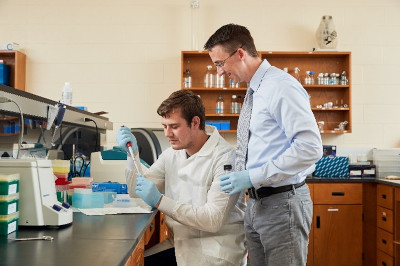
[116,126,140,173]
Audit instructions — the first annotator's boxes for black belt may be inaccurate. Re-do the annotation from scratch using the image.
[248,181,306,200]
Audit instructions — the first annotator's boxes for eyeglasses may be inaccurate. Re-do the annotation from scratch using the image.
[214,45,243,68]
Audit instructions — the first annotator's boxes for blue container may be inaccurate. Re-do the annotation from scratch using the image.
[92,182,128,194]
[220,121,230,130]
[0,64,10,86]
[72,191,104,209]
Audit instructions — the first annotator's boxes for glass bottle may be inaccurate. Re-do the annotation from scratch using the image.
[309,71,315,85]
[216,94,224,114]
[184,69,192,88]
[231,95,238,114]
[294,67,301,83]
[204,65,213,88]
[237,95,242,113]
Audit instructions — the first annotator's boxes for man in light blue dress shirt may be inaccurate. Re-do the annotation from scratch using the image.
[204,24,323,266]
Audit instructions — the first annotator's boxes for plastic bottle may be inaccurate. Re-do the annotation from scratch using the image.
[216,95,224,114]
[184,69,192,88]
[204,65,213,88]
[61,82,72,105]
[231,95,238,114]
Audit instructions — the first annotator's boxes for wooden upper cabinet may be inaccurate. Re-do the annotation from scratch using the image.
[0,50,26,91]
[181,51,352,134]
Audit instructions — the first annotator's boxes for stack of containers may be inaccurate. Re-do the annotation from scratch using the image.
[68,177,93,206]
[0,173,20,235]
[52,160,70,203]
[372,148,400,178]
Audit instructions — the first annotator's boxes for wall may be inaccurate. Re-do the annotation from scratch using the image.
[0,0,399,149]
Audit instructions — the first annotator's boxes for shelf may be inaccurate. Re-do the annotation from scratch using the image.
[0,84,113,132]
[206,113,240,117]
[183,87,247,91]
[312,107,350,111]
[0,51,26,91]
[0,132,19,137]
[182,51,352,134]
[303,85,349,89]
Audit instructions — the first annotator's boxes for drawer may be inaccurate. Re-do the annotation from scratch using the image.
[377,228,393,256]
[313,183,362,204]
[377,184,394,210]
[144,217,155,245]
[159,212,172,243]
[376,249,393,266]
[377,206,393,233]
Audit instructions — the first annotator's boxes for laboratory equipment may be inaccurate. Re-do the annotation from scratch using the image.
[231,95,238,114]
[90,150,127,183]
[127,141,140,173]
[0,159,73,226]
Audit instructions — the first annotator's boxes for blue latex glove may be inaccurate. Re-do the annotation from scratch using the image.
[116,126,138,155]
[220,170,252,196]
[135,175,162,208]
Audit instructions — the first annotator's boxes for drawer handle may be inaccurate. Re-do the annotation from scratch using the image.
[316,216,320,228]
[382,194,387,199]
[328,208,339,212]
[382,239,387,244]
[394,240,400,245]
[382,262,386,266]
[332,192,345,196]
[382,216,387,222]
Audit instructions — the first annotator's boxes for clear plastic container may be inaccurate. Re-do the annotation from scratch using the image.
[61,82,72,105]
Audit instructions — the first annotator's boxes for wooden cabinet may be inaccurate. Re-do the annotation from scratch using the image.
[260,51,351,134]
[159,212,172,243]
[377,184,395,266]
[181,51,246,133]
[125,235,144,266]
[311,183,362,266]
[395,188,400,266]
[181,51,351,134]
[0,51,26,91]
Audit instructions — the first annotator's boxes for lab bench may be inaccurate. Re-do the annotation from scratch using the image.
[0,211,157,266]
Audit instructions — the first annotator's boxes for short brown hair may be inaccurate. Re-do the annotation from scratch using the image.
[157,90,206,130]
[204,23,258,58]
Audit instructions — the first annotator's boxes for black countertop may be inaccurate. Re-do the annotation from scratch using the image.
[0,211,157,266]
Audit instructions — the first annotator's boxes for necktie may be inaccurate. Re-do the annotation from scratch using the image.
[235,87,254,171]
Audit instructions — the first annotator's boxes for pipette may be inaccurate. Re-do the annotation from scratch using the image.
[126,142,140,173]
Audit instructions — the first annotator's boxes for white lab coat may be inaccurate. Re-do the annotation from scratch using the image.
[126,126,247,266]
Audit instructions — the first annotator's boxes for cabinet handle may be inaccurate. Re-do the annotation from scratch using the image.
[328,208,339,212]
[316,216,320,228]
[382,194,387,199]
[394,240,400,245]
[382,239,387,244]
[382,262,386,266]
[331,192,345,196]
[382,216,387,222]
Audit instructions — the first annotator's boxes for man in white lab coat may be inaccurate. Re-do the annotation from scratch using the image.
[117,90,247,266]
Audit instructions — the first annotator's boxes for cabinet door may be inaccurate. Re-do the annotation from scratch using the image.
[314,204,362,266]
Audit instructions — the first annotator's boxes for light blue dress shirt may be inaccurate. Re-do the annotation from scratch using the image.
[247,60,323,189]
